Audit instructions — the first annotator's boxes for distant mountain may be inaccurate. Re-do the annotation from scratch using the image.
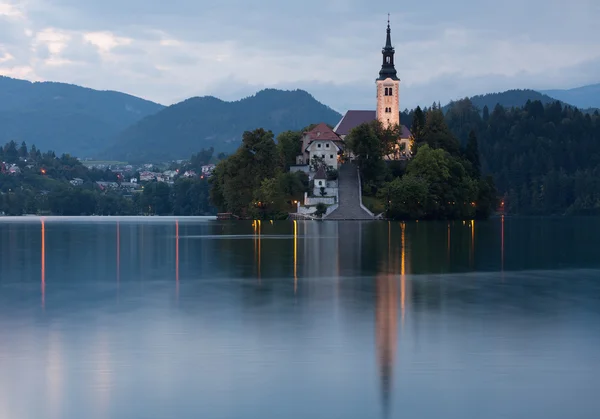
[540,84,600,110]
[104,89,342,162]
[445,89,559,112]
[0,76,164,157]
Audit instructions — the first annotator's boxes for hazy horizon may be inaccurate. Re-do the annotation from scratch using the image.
[0,0,598,112]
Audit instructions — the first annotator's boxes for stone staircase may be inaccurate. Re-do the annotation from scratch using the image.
[325,163,375,220]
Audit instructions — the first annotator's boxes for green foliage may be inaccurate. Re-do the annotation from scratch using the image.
[314,202,327,218]
[444,98,600,215]
[465,130,481,177]
[379,175,428,219]
[0,140,215,216]
[421,106,460,155]
[172,177,212,215]
[210,127,310,219]
[277,131,302,169]
[105,89,341,162]
[345,121,387,186]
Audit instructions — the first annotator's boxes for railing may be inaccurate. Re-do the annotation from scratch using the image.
[357,169,375,217]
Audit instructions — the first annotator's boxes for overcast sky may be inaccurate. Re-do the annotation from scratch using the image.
[0,0,599,111]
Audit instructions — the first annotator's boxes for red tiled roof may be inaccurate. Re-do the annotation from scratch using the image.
[314,166,327,180]
[305,122,341,141]
[334,110,412,138]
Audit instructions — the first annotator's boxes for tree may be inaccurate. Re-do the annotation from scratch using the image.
[422,107,461,155]
[3,141,18,163]
[345,122,387,187]
[411,106,426,149]
[380,175,428,219]
[482,105,490,122]
[18,142,28,158]
[142,182,172,215]
[277,131,302,169]
[465,130,481,177]
[314,202,327,218]
[210,128,278,217]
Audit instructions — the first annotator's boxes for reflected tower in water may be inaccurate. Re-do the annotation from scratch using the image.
[376,269,398,417]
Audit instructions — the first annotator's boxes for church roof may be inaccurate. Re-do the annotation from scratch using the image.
[334,110,412,138]
[304,122,340,141]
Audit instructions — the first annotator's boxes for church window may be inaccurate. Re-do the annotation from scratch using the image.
[386,56,390,64]
[389,87,393,96]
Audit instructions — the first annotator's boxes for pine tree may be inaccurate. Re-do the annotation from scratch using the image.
[465,130,481,177]
[482,105,490,122]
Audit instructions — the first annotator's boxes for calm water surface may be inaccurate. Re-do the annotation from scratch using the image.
[0,216,599,419]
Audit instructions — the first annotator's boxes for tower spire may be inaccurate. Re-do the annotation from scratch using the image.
[378,15,398,81]
[385,14,392,49]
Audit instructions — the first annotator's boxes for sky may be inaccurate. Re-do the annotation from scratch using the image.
[0,0,599,112]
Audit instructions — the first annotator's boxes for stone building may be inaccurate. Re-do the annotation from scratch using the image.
[296,122,344,170]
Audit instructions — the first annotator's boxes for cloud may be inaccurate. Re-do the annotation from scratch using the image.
[0,0,598,110]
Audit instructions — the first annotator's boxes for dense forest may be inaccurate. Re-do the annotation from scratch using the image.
[104,89,342,162]
[0,76,163,157]
[347,111,496,220]
[433,99,600,215]
[0,141,214,216]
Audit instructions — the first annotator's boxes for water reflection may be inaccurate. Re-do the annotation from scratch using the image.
[116,221,120,285]
[1,217,600,419]
[41,218,45,308]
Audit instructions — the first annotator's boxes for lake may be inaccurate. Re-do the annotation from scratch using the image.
[0,216,599,419]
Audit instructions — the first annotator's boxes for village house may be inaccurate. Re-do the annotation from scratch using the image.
[162,170,178,181]
[296,123,343,170]
[201,164,216,177]
[70,178,84,186]
[139,171,155,182]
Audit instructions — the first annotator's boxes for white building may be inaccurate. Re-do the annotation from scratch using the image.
[296,123,343,170]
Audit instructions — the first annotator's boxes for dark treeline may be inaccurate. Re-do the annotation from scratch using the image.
[434,99,600,215]
[0,140,214,216]
[210,128,310,219]
[347,108,496,220]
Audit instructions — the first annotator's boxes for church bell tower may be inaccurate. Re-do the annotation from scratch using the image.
[376,16,400,129]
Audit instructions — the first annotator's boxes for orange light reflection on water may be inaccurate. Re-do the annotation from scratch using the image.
[400,223,406,324]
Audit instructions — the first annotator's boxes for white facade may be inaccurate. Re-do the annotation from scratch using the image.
[306,140,340,170]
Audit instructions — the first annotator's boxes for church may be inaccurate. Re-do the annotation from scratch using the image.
[334,19,412,159]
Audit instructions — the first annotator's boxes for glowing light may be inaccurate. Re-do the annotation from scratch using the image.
[41,168,46,175]
[401,223,406,323]
[501,215,505,271]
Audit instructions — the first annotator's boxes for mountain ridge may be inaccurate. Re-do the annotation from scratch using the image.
[0,76,165,156]
[540,83,600,109]
[103,88,342,162]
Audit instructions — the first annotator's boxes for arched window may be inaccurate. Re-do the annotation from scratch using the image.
[389,87,393,96]
[384,87,388,96]
[386,56,390,64]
